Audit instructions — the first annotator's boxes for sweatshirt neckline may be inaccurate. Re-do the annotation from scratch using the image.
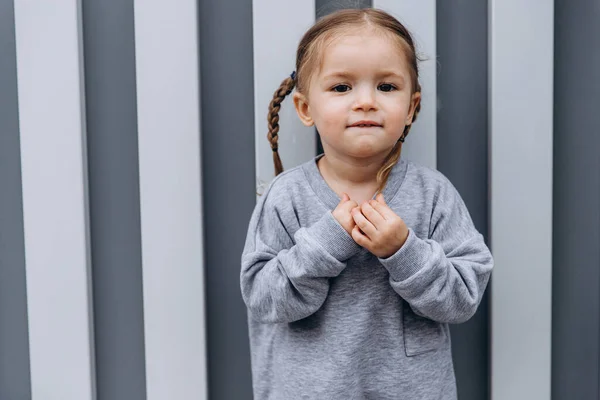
[302,153,408,210]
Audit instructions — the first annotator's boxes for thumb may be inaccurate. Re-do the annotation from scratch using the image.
[337,193,350,209]
[340,195,358,212]
[337,193,350,208]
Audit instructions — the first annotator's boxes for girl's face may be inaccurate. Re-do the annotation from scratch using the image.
[294,29,420,162]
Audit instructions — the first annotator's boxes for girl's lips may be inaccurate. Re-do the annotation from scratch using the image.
[348,120,382,127]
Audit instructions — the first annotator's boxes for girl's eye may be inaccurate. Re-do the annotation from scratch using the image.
[332,84,351,93]
[378,83,396,92]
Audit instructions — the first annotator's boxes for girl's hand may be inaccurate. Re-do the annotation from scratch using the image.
[351,193,409,258]
[332,193,359,236]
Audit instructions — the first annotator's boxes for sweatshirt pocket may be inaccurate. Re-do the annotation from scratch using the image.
[402,301,445,356]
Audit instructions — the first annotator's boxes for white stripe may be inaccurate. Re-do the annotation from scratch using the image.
[489,1,554,399]
[13,1,96,399]
[253,0,316,193]
[373,0,437,169]
[133,1,207,399]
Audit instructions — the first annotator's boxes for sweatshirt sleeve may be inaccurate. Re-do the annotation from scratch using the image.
[378,178,493,324]
[240,184,361,324]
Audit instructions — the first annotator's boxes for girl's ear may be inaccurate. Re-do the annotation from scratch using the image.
[293,92,315,127]
[406,92,421,125]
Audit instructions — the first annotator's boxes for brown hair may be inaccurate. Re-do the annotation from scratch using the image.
[267,8,421,193]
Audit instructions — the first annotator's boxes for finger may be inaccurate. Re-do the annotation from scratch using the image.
[351,208,377,238]
[361,201,386,227]
[351,225,370,247]
[339,193,349,203]
[368,199,391,221]
[373,194,396,219]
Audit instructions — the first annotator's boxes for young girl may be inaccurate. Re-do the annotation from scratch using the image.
[241,8,493,400]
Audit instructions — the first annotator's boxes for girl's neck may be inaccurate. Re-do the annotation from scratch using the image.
[318,152,385,186]
[318,154,385,204]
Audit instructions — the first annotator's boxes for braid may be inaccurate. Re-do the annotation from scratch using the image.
[267,76,296,176]
[375,84,422,193]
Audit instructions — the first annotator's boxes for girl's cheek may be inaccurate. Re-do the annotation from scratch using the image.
[325,109,346,123]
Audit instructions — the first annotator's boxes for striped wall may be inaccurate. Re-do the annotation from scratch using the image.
[1,0,599,399]
[7,0,208,398]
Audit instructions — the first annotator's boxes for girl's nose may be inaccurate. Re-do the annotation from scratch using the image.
[352,87,377,111]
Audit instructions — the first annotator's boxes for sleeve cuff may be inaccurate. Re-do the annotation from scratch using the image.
[304,211,361,261]
[378,228,431,282]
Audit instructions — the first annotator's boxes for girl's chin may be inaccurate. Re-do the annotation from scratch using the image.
[344,145,394,159]
[322,137,398,159]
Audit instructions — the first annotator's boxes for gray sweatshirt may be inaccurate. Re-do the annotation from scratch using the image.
[240,155,493,400]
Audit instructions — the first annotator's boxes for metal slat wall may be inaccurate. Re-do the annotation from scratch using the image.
[9,0,209,398]
[2,0,600,399]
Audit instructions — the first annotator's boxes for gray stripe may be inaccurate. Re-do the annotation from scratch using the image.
[199,0,254,398]
[0,0,32,398]
[316,0,371,18]
[81,0,147,398]
[436,1,489,399]
[552,1,600,398]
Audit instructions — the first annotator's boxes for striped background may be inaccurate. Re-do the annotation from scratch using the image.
[0,0,598,399]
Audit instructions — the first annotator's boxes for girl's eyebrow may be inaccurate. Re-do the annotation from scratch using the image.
[376,71,407,84]
[321,71,355,80]
[321,70,407,84]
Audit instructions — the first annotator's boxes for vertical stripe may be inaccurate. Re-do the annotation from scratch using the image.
[489,1,554,399]
[0,0,31,398]
[552,0,600,398]
[13,0,97,399]
[436,1,490,399]
[316,0,371,18]
[81,0,147,398]
[201,0,256,397]
[133,1,207,399]
[253,0,316,193]
[373,0,437,169]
